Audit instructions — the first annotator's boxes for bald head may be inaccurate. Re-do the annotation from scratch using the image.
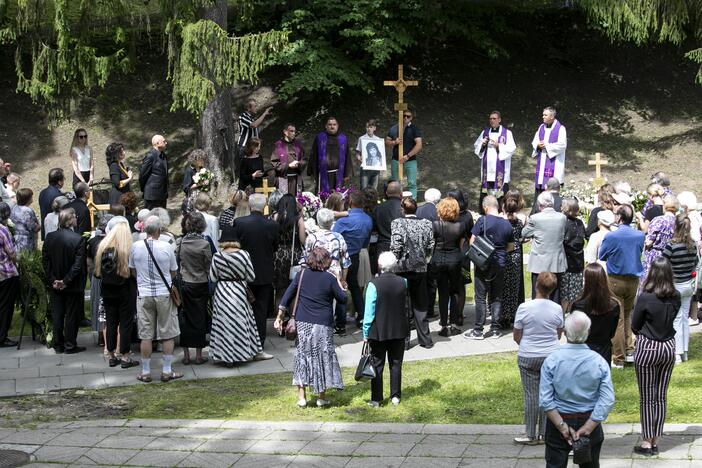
[386,181,402,199]
[152,135,167,151]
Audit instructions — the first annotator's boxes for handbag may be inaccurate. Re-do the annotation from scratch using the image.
[289,220,302,280]
[570,427,592,465]
[144,239,182,308]
[467,215,496,273]
[284,269,304,341]
[354,341,376,382]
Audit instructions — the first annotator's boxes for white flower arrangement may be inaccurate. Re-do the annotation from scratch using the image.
[192,168,214,192]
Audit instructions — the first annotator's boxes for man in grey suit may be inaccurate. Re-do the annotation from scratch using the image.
[522,191,567,302]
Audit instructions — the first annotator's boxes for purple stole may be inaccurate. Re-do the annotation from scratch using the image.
[274,138,303,173]
[481,126,508,192]
[316,132,347,193]
[534,120,562,190]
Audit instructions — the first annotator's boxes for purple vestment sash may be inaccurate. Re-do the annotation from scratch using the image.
[316,132,347,193]
[534,120,562,190]
[481,126,508,192]
[274,138,303,173]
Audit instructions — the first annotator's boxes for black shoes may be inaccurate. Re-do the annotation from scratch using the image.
[334,327,346,337]
[438,327,449,337]
[79,319,92,328]
[634,445,653,456]
[0,338,17,348]
[54,346,65,354]
[65,346,87,354]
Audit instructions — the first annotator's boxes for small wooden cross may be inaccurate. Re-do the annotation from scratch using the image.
[588,152,609,189]
[255,178,276,215]
[86,190,110,231]
[384,65,418,182]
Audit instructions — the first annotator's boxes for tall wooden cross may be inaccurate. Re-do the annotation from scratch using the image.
[588,152,609,189]
[255,178,276,215]
[384,65,418,182]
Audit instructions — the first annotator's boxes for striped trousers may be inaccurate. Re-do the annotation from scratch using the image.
[634,335,675,439]
[518,355,547,439]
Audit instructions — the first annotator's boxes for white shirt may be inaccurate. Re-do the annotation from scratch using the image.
[44,212,59,236]
[198,211,220,252]
[531,120,567,186]
[514,299,564,358]
[473,126,516,183]
[584,229,609,267]
[129,238,178,297]
[72,146,92,172]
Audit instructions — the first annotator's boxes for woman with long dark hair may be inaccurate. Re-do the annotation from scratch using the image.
[272,193,307,308]
[561,197,586,313]
[106,142,133,206]
[662,213,698,363]
[632,257,680,456]
[570,263,620,364]
[500,190,526,328]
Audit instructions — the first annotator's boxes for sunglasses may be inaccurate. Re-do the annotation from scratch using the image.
[78,135,87,139]
[403,115,412,119]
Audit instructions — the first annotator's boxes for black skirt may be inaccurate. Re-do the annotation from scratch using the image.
[180,281,210,348]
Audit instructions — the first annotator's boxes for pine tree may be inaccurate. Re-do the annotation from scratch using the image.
[0,0,288,185]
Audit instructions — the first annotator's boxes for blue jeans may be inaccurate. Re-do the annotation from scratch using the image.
[391,159,417,198]
[360,169,380,190]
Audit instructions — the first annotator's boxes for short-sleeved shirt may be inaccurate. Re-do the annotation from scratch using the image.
[237,111,258,148]
[129,238,178,297]
[471,214,514,267]
[0,224,18,281]
[387,123,421,161]
[514,299,564,358]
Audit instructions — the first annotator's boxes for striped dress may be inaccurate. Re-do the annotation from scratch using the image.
[208,249,262,363]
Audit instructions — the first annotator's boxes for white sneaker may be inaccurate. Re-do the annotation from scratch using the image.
[317,399,330,407]
[675,354,683,364]
[611,362,624,369]
[297,399,307,408]
[253,352,274,361]
[689,318,699,326]
[625,353,634,363]
[391,397,400,406]
[367,400,380,408]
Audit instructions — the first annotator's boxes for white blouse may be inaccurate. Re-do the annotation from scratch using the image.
[72,146,92,172]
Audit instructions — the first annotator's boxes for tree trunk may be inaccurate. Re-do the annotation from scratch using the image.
[198,0,236,196]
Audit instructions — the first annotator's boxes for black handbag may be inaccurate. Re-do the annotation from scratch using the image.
[467,215,496,272]
[354,342,376,382]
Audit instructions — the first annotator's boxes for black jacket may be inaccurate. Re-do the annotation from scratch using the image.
[38,184,63,239]
[224,212,279,285]
[67,198,91,235]
[109,161,131,205]
[139,147,169,201]
[374,197,402,252]
[367,272,409,341]
[42,228,87,293]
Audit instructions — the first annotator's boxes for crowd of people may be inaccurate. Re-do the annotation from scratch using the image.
[0,100,698,466]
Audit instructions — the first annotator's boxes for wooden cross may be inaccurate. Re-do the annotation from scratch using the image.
[255,178,276,215]
[86,190,110,231]
[588,152,609,189]
[384,64,418,182]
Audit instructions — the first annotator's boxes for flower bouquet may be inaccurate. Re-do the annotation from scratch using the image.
[318,186,353,203]
[631,190,647,213]
[296,191,322,221]
[192,168,214,192]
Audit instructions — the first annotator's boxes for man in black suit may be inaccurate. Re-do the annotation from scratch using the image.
[224,193,278,355]
[139,135,169,209]
[38,168,65,240]
[43,208,87,354]
[67,182,91,235]
[374,180,403,255]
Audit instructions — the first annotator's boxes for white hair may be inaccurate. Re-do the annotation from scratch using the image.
[424,188,441,204]
[543,106,557,117]
[144,215,162,236]
[537,191,554,208]
[678,191,698,211]
[565,311,591,344]
[614,181,631,195]
[150,207,171,231]
[377,252,397,273]
[316,208,335,229]
[249,193,266,213]
[106,216,129,233]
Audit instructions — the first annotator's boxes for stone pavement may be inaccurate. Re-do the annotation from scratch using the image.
[2,419,702,467]
[0,305,524,397]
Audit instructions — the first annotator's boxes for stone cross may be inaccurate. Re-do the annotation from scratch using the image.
[588,152,609,188]
[384,64,418,182]
[255,178,276,215]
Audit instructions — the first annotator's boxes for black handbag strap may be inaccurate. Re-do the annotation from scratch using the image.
[291,269,304,318]
[144,239,172,290]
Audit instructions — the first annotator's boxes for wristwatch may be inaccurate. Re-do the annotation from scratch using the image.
[558,421,567,429]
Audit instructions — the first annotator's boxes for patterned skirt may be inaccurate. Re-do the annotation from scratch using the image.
[561,272,584,302]
[292,321,344,394]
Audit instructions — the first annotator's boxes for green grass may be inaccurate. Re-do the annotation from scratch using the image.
[29,334,701,425]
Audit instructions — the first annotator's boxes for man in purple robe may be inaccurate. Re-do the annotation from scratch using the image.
[308,117,353,194]
[473,110,516,213]
[271,123,307,195]
[531,106,567,212]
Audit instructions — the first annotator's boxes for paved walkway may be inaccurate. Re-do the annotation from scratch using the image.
[2,419,701,467]
[0,305,524,397]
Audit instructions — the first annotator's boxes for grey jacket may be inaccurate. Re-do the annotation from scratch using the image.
[522,208,568,274]
[176,235,212,283]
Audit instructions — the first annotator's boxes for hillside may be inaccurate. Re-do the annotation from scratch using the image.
[0,8,700,220]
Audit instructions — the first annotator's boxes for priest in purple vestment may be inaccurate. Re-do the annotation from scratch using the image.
[531,106,567,210]
[308,117,353,194]
[271,123,307,195]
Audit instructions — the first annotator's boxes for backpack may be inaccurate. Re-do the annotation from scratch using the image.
[99,249,126,286]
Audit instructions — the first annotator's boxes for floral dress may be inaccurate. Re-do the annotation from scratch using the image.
[642,213,675,284]
[10,205,39,252]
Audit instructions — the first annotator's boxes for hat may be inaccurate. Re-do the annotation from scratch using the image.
[597,210,615,228]
[612,192,631,205]
[219,229,238,243]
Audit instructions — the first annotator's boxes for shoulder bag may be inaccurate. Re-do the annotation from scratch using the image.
[144,239,182,308]
[466,215,496,273]
[289,220,302,280]
[284,269,304,341]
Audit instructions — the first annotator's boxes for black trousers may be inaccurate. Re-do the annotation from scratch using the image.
[347,253,364,324]
[49,290,83,350]
[426,264,437,317]
[398,271,433,347]
[531,272,562,303]
[0,276,19,342]
[250,283,272,346]
[432,262,462,327]
[103,291,134,355]
[369,338,405,402]
[144,199,167,210]
[545,416,604,468]
[587,342,612,365]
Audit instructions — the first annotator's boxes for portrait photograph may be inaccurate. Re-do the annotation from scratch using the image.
[360,136,387,171]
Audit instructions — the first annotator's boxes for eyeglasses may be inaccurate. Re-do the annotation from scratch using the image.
[78,135,87,139]
[403,115,412,119]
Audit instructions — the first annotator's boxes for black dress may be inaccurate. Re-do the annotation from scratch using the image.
[109,161,130,206]
[501,217,524,328]
[238,156,264,190]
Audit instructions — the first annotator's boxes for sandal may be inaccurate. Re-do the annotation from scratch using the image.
[121,360,140,369]
[161,371,184,382]
[194,357,209,365]
[136,373,152,383]
[108,357,120,368]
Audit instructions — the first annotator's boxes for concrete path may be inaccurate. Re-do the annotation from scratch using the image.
[0,305,524,397]
[2,419,702,467]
